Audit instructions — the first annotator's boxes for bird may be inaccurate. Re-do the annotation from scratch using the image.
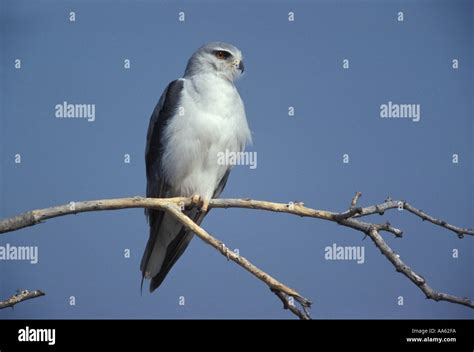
[141,42,252,292]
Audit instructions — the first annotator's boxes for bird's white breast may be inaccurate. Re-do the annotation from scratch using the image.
[161,74,251,198]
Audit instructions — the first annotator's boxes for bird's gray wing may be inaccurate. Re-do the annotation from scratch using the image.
[144,79,184,220]
[213,169,231,198]
[141,79,186,291]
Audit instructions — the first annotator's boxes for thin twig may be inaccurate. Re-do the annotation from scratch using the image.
[403,203,474,239]
[355,200,473,238]
[0,289,45,309]
[366,227,473,308]
[351,192,362,209]
[271,289,311,320]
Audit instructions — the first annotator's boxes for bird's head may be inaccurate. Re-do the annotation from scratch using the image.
[184,42,244,82]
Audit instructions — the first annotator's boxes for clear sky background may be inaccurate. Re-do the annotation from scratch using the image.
[0,0,472,319]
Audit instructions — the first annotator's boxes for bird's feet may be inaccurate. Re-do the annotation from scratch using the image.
[191,194,210,213]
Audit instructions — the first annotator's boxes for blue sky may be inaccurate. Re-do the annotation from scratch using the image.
[0,0,472,318]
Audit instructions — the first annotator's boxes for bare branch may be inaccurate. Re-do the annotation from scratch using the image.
[163,204,312,318]
[350,192,362,209]
[355,200,474,238]
[0,197,398,237]
[403,203,474,239]
[271,289,311,320]
[0,195,472,317]
[366,227,473,308]
[332,207,363,221]
[374,221,404,238]
[0,197,188,234]
[0,289,45,309]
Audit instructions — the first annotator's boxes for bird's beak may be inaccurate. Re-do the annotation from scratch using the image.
[238,60,245,73]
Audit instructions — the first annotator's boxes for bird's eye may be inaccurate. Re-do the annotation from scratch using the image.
[214,50,231,60]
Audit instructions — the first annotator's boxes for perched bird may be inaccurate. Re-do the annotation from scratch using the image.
[142,42,252,292]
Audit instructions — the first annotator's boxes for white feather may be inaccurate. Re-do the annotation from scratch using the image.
[161,73,251,199]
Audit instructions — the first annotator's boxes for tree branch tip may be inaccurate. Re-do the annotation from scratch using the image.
[0,289,46,310]
[302,306,312,318]
[294,295,312,308]
[350,192,362,209]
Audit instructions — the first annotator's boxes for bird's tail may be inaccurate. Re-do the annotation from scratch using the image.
[141,209,205,292]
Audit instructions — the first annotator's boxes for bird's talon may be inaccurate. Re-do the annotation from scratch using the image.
[191,194,209,212]
[191,194,201,205]
[201,199,210,213]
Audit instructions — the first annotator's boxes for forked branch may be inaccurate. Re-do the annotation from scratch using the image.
[0,193,472,318]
